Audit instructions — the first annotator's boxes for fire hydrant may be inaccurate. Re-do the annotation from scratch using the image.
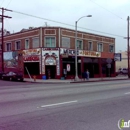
[33,75,36,82]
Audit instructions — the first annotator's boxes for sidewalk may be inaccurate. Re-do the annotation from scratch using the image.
[24,75,129,84]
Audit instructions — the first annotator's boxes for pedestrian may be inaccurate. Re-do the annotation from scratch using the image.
[82,71,85,81]
[86,69,90,80]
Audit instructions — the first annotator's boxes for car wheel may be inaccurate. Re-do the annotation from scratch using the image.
[1,77,4,80]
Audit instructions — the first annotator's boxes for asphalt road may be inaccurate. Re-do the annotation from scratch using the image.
[0,80,130,130]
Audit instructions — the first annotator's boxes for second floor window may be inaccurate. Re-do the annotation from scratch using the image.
[62,37,70,48]
[15,41,21,50]
[77,40,83,50]
[109,45,114,52]
[6,43,11,51]
[97,43,103,52]
[32,37,39,48]
[88,41,93,51]
[25,39,29,49]
[45,37,56,47]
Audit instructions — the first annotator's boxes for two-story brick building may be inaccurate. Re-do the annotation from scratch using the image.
[0,26,115,79]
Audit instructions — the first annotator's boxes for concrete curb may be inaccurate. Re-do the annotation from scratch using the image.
[24,78,129,84]
[71,78,129,83]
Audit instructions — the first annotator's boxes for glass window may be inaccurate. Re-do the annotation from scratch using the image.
[97,43,103,52]
[88,41,93,51]
[32,37,39,48]
[62,37,70,48]
[77,40,83,49]
[109,45,114,52]
[25,39,29,49]
[6,43,11,51]
[15,41,21,50]
[45,37,56,47]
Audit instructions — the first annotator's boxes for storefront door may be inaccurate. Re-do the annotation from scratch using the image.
[45,65,56,79]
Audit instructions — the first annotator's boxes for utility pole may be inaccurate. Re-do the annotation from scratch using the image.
[124,16,130,78]
[127,16,130,78]
[0,7,12,72]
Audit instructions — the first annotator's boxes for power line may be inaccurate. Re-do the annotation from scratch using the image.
[6,0,13,8]
[0,0,4,7]
[11,9,125,38]
[0,7,126,38]
[89,0,126,21]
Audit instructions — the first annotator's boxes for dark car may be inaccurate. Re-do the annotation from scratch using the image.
[0,71,5,79]
[1,71,23,81]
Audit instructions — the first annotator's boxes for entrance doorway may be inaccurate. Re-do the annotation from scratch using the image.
[45,65,56,79]
[24,62,40,75]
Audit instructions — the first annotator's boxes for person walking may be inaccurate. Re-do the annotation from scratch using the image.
[86,69,90,80]
[82,71,85,81]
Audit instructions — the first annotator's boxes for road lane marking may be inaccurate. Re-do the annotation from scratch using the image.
[125,92,130,95]
[39,100,78,108]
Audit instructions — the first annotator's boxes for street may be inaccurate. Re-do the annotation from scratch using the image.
[0,80,130,130]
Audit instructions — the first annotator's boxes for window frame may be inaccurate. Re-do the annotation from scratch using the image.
[32,37,39,48]
[61,37,70,48]
[88,41,93,51]
[25,39,30,49]
[109,44,115,53]
[97,42,103,52]
[77,39,83,50]
[15,40,21,50]
[44,36,56,47]
[6,42,12,51]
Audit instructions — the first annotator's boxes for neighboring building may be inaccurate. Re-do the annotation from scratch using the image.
[0,26,116,79]
[116,51,128,71]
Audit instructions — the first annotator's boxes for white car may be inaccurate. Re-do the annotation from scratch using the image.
[118,68,128,74]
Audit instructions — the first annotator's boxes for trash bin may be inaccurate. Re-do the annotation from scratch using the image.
[61,77,65,80]
[42,75,46,80]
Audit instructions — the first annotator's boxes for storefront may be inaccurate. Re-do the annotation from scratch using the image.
[22,47,115,79]
[42,48,60,79]
[23,48,41,78]
[60,48,115,79]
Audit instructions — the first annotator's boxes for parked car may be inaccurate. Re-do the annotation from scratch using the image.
[118,68,128,75]
[1,71,23,81]
[0,71,5,79]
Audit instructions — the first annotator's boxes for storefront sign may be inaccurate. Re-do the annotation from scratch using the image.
[23,48,41,56]
[43,48,59,51]
[45,57,56,65]
[23,56,40,62]
[79,50,101,57]
[60,48,101,57]
[67,64,70,71]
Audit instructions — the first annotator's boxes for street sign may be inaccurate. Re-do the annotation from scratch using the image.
[106,58,112,63]
[107,63,111,68]
[114,53,122,61]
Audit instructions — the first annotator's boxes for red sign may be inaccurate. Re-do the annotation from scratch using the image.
[23,56,39,62]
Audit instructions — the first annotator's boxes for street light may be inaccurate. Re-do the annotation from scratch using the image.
[75,15,92,81]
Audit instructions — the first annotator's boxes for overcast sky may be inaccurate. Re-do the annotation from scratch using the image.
[0,0,130,52]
